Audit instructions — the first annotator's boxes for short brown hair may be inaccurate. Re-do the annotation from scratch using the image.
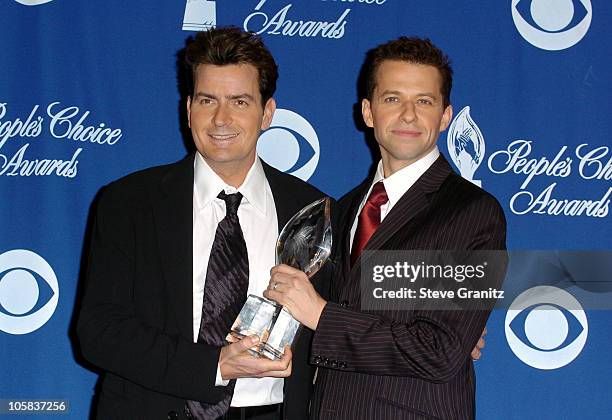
[365,37,453,108]
[184,27,278,104]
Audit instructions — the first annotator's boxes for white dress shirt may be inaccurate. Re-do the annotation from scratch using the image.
[192,153,283,407]
[349,147,440,250]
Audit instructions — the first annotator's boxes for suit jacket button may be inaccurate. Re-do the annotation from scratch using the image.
[323,357,330,366]
[331,360,338,368]
[340,300,349,307]
[167,411,178,420]
[340,362,347,369]
[314,356,322,364]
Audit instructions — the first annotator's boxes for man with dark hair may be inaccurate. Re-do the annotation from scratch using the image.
[184,27,278,105]
[78,27,329,420]
[364,36,453,108]
[265,36,505,419]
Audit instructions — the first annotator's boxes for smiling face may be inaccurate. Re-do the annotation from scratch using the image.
[187,63,275,186]
[362,60,453,177]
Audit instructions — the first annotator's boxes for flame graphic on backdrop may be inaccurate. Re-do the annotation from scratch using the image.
[446,106,485,187]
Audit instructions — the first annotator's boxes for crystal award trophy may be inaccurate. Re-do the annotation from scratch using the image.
[228,197,332,359]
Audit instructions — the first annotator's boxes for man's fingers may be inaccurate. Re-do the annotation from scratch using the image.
[276,347,292,373]
[270,265,309,285]
[261,360,293,378]
[267,272,291,294]
[472,349,481,360]
[251,352,292,375]
[260,347,292,370]
[269,272,294,287]
[271,264,301,275]
[257,347,293,377]
[230,335,259,353]
[263,288,285,306]
[267,282,286,293]
[281,346,292,362]
[221,341,294,380]
[477,337,485,350]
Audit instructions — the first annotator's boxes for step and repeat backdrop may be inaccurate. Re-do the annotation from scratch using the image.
[1,1,610,418]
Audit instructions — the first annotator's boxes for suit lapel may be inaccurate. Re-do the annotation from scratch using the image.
[340,184,369,278]
[352,155,453,269]
[155,155,195,341]
[262,161,302,232]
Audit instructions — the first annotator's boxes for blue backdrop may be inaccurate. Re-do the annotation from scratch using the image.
[1,0,610,418]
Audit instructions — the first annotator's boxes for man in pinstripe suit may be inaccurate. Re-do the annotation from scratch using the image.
[265,37,506,419]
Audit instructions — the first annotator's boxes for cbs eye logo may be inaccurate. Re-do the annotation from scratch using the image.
[257,109,320,181]
[511,0,592,50]
[14,0,54,5]
[0,249,59,335]
[505,286,587,369]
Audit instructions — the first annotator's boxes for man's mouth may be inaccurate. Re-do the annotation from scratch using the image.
[391,129,421,137]
[208,133,239,141]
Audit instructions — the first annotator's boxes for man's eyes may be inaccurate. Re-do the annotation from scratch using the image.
[382,97,434,105]
[383,96,399,103]
[198,98,249,106]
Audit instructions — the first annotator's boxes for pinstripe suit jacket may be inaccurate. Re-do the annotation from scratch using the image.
[309,155,506,420]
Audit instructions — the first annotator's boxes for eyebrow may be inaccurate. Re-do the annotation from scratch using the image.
[379,89,438,98]
[194,92,256,101]
[379,90,402,96]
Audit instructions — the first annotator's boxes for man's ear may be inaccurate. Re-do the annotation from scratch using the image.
[261,97,276,130]
[439,104,453,132]
[362,98,374,128]
[186,96,192,128]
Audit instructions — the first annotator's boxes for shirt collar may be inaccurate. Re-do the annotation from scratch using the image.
[193,153,268,215]
[372,146,440,207]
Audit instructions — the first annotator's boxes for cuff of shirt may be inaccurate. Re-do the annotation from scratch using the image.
[215,364,230,386]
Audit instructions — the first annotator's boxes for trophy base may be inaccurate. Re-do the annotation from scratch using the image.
[258,308,300,360]
[228,295,301,360]
[260,344,284,360]
[228,294,276,341]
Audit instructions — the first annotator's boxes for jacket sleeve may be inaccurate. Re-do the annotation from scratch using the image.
[310,195,507,383]
[77,183,226,402]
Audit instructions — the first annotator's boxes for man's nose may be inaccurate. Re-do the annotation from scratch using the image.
[400,102,416,123]
[213,103,232,127]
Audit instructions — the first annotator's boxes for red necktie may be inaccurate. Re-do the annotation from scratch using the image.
[351,181,388,266]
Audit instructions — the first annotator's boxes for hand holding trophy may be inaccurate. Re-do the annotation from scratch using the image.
[228,197,332,359]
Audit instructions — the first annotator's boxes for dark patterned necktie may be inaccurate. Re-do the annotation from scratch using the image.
[350,181,388,266]
[187,191,249,420]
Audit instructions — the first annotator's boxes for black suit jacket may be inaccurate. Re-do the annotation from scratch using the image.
[309,156,506,420]
[77,154,330,420]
